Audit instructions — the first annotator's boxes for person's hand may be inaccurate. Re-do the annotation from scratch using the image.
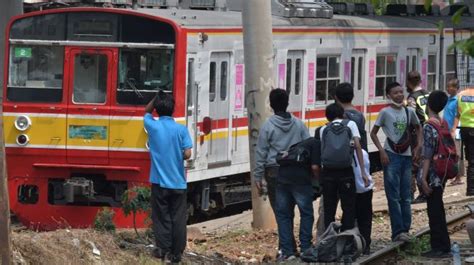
[380,150,390,166]
[363,174,370,187]
[421,180,432,196]
[412,146,421,163]
[255,180,263,192]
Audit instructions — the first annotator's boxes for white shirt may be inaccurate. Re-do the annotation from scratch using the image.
[352,149,374,193]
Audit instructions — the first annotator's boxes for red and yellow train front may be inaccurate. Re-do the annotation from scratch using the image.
[3,8,185,230]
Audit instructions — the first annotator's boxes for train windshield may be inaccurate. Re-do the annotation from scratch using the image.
[117,48,174,105]
[7,45,64,102]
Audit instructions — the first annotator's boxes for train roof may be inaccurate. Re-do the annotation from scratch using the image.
[134,8,474,31]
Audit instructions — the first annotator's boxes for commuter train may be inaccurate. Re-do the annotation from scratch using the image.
[5,0,474,229]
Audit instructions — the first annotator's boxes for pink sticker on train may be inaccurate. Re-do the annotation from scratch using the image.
[400,59,406,87]
[421,59,427,88]
[307,62,315,105]
[368,60,375,99]
[235,64,244,111]
[278,63,286,89]
[344,61,351,82]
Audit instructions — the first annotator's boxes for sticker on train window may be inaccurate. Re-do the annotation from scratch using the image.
[69,125,107,140]
[14,47,32,58]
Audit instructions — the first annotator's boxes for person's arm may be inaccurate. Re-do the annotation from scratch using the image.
[413,124,423,162]
[254,126,269,192]
[452,101,460,138]
[354,138,369,186]
[407,96,416,109]
[145,95,157,114]
[370,125,389,166]
[420,158,432,196]
[181,127,193,161]
[183,148,192,160]
[420,125,435,196]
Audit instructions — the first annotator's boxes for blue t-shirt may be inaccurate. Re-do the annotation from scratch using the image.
[144,114,193,189]
[443,95,457,130]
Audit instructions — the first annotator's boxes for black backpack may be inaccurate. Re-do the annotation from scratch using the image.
[276,138,312,166]
[320,120,353,169]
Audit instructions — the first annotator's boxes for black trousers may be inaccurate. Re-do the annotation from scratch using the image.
[321,167,356,231]
[355,190,373,249]
[461,128,474,196]
[151,184,187,257]
[427,187,451,252]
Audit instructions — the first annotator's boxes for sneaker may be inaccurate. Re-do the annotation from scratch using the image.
[277,255,297,262]
[152,248,169,260]
[412,194,427,204]
[421,250,451,258]
[393,233,411,243]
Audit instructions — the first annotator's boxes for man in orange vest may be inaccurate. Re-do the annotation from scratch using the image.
[452,87,474,196]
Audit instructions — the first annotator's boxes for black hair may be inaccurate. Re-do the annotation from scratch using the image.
[427,90,448,114]
[269,88,289,112]
[407,71,421,87]
[154,90,175,116]
[325,103,345,121]
[335,82,354,103]
[447,78,460,89]
[385,82,402,96]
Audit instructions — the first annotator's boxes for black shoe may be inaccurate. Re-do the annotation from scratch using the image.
[168,253,182,264]
[152,248,169,260]
[421,250,451,258]
[363,246,371,255]
[412,195,427,204]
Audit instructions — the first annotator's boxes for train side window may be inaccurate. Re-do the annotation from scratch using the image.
[295,58,301,95]
[375,54,397,98]
[351,57,356,86]
[117,48,174,105]
[220,61,228,101]
[187,58,195,109]
[428,54,437,91]
[7,45,64,102]
[286,59,292,93]
[209,62,217,102]
[316,55,340,103]
[358,57,363,91]
[446,54,456,86]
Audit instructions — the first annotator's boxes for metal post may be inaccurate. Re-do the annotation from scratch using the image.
[0,1,22,264]
[242,0,276,229]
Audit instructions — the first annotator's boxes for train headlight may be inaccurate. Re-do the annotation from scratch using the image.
[16,134,29,146]
[14,115,32,131]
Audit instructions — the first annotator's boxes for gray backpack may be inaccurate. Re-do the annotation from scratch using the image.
[301,222,365,263]
[320,120,353,168]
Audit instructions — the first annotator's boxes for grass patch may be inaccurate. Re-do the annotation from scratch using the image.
[397,234,431,259]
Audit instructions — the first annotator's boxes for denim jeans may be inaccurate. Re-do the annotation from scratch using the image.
[383,150,412,239]
[275,183,314,256]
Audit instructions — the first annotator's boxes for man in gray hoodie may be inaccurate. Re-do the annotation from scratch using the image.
[254,88,310,259]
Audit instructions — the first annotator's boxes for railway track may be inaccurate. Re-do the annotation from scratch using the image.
[359,210,472,264]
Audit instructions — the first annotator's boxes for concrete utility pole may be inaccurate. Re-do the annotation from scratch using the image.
[241,0,276,230]
[0,1,22,264]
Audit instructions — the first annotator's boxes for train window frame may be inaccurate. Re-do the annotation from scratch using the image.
[286,58,292,94]
[209,61,217,102]
[295,58,302,95]
[427,54,437,91]
[446,53,456,87]
[315,55,340,104]
[7,45,64,103]
[116,48,175,105]
[375,54,397,98]
[220,61,228,101]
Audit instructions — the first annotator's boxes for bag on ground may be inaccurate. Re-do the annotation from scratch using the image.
[321,120,353,168]
[301,222,365,262]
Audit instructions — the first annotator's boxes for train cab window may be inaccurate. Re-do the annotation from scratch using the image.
[117,48,174,105]
[7,45,64,102]
[220,61,228,100]
[73,54,107,104]
[428,54,437,91]
[375,54,397,97]
[209,62,217,102]
[446,54,456,85]
[316,55,340,103]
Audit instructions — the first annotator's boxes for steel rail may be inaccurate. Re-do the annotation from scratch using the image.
[357,211,471,265]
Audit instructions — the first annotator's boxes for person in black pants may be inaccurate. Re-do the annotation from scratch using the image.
[419,91,451,258]
[145,91,193,263]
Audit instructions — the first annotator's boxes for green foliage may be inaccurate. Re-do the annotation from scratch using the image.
[122,186,152,237]
[94,207,116,232]
[397,234,431,258]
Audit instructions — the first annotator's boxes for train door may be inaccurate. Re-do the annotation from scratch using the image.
[186,54,198,167]
[208,52,231,166]
[65,47,116,164]
[351,50,366,112]
[406,48,419,76]
[286,51,304,115]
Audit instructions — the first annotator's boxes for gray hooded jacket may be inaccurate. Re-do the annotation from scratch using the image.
[254,114,310,181]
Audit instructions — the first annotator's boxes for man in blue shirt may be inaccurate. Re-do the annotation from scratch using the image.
[144,91,192,263]
[444,78,464,186]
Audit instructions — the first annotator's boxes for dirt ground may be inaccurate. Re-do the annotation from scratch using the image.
[10,173,473,264]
